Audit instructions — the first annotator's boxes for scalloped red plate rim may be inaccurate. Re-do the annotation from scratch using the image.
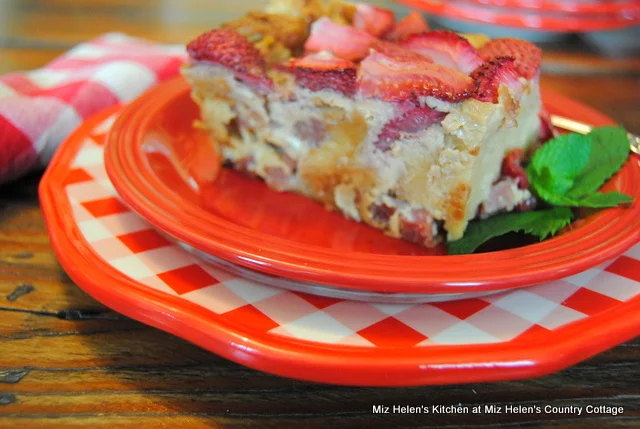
[104,78,640,294]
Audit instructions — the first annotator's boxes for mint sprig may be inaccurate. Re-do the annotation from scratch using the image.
[566,126,631,198]
[526,132,590,197]
[447,208,573,255]
[528,126,632,206]
[448,125,633,255]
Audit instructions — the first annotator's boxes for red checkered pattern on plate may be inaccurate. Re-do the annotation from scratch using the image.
[64,111,640,349]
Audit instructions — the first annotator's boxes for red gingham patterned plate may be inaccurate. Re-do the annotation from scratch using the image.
[40,106,640,386]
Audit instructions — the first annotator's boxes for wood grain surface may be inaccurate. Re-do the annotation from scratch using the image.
[1,1,639,428]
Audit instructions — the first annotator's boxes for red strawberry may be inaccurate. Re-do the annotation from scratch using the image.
[358,50,474,102]
[385,11,429,42]
[479,38,542,80]
[470,56,523,103]
[376,106,447,151]
[290,52,357,96]
[294,118,327,146]
[538,106,557,143]
[187,29,273,91]
[399,208,437,247]
[304,17,375,62]
[399,31,483,75]
[353,4,395,38]
[501,148,529,189]
[371,40,432,62]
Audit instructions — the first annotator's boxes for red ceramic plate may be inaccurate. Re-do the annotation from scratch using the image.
[105,78,640,295]
[399,0,640,31]
[452,0,640,15]
[39,108,640,385]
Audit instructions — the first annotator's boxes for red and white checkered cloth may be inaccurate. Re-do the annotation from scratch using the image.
[0,33,186,184]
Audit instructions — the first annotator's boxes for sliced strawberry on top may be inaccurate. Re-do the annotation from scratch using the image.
[371,40,433,62]
[399,31,483,75]
[478,38,542,80]
[358,49,474,102]
[289,52,357,96]
[353,3,395,38]
[376,106,447,151]
[385,11,429,42]
[304,17,375,62]
[470,56,523,103]
[187,29,273,92]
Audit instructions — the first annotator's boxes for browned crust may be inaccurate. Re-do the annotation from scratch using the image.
[222,12,309,62]
[444,183,470,222]
[218,1,356,64]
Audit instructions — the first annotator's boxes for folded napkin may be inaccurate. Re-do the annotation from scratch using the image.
[0,33,186,184]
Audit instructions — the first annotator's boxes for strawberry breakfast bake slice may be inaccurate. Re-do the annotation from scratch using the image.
[181,0,547,247]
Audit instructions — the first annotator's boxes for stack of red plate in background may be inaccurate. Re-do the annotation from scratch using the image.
[397,0,640,51]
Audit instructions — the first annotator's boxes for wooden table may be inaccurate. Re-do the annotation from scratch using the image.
[1,1,639,428]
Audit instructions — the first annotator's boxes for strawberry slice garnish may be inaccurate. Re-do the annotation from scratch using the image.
[187,29,273,92]
[304,17,375,62]
[399,31,483,75]
[371,40,432,62]
[470,56,523,103]
[358,49,474,102]
[376,106,447,151]
[385,11,429,42]
[290,52,357,96]
[353,4,395,38]
[478,38,542,80]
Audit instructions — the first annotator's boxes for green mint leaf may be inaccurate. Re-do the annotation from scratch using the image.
[535,191,633,208]
[527,126,632,208]
[447,207,574,255]
[527,132,591,198]
[566,126,631,198]
[573,191,634,208]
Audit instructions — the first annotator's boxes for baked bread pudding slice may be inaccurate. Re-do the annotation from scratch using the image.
[182,0,549,247]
